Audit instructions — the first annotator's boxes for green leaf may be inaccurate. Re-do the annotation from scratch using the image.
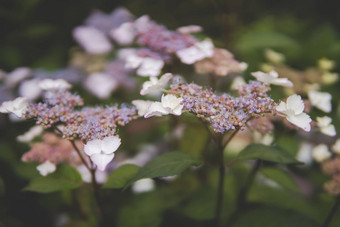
[103,164,139,189]
[126,152,201,187]
[237,144,301,164]
[23,165,83,193]
[261,167,300,192]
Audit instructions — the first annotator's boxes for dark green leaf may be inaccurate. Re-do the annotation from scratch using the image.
[103,164,139,189]
[127,152,201,187]
[23,165,83,193]
[237,144,301,164]
[233,204,320,227]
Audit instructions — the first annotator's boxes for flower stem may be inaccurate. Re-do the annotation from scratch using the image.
[69,140,103,219]
[323,195,340,227]
[214,128,241,226]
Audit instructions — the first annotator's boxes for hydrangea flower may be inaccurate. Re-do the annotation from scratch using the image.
[4,67,32,87]
[38,79,72,91]
[312,144,332,162]
[144,94,184,118]
[176,39,214,64]
[140,73,173,95]
[73,26,113,54]
[276,94,311,132]
[176,25,202,34]
[36,160,56,176]
[251,71,293,87]
[84,136,121,171]
[0,97,28,118]
[308,90,332,113]
[316,116,336,136]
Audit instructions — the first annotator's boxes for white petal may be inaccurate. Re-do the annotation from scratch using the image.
[176,40,214,65]
[84,139,102,156]
[161,94,182,110]
[312,144,331,162]
[101,136,121,154]
[132,100,154,116]
[308,91,332,113]
[286,112,311,132]
[140,73,173,95]
[125,54,143,68]
[90,153,115,171]
[5,67,32,87]
[17,125,43,143]
[251,71,293,87]
[0,97,28,118]
[286,94,304,115]
[176,25,202,34]
[144,102,169,118]
[320,125,336,136]
[275,101,288,114]
[37,161,56,176]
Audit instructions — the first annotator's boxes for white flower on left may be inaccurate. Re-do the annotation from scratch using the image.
[144,94,183,118]
[316,116,336,136]
[84,136,121,171]
[37,161,56,176]
[0,97,28,118]
[276,94,311,132]
[251,70,293,87]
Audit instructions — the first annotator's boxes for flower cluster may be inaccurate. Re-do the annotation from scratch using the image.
[168,81,276,133]
[25,90,138,141]
[322,156,340,195]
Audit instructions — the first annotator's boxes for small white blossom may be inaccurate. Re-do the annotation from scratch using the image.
[38,79,72,91]
[73,26,112,54]
[132,178,155,193]
[176,39,214,64]
[321,72,338,85]
[318,58,335,71]
[276,94,311,132]
[251,70,293,87]
[332,139,340,154]
[84,136,121,171]
[140,73,173,95]
[176,25,202,34]
[17,125,43,143]
[126,55,164,77]
[312,144,331,162]
[0,97,28,118]
[308,90,332,113]
[110,22,135,45]
[144,94,183,118]
[84,72,118,99]
[316,116,336,136]
[296,142,314,165]
[37,161,56,176]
